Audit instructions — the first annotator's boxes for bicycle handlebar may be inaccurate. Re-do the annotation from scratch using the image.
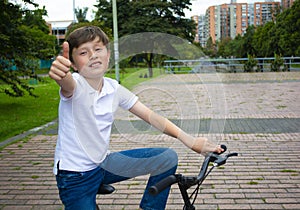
[149,145,238,196]
[197,144,227,181]
[148,175,177,195]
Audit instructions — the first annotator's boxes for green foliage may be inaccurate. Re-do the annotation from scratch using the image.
[253,22,275,57]
[275,0,300,56]
[271,53,284,72]
[94,0,195,77]
[244,54,258,72]
[228,34,244,58]
[216,1,300,58]
[0,0,56,97]
[75,7,89,23]
[216,37,232,58]
[95,0,195,40]
[205,37,217,57]
[22,6,49,34]
[241,26,256,58]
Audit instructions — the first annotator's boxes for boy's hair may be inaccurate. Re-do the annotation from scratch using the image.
[66,26,110,62]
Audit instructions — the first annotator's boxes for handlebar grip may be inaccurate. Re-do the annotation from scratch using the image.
[221,144,227,152]
[213,144,227,155]
[149,175,177,195]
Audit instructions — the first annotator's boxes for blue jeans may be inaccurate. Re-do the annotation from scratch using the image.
[56,148,178,210]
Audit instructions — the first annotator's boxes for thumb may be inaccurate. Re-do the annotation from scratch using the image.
[62,41,69,59]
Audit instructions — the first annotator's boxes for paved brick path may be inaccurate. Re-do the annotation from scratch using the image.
[0,72,300,209]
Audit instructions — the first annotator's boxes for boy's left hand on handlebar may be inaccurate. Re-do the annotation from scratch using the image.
[191,137,224,155]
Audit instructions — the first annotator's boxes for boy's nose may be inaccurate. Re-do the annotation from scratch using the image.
[90,51,98,60]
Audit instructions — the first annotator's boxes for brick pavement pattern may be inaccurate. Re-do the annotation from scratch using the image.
[0,72,300,209]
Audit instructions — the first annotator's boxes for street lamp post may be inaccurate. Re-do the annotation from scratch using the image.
[73,0,76,23]
[112,0,120,83]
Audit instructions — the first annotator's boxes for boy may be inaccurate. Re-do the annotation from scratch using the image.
[49,26,223,210]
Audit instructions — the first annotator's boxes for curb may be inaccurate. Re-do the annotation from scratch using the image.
[0,119,58,148]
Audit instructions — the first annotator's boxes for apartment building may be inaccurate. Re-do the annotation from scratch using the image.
[195,1,281,46]
[198,15,207,47]
[204,2,248,44]
[192,15,207,46]
[281,0,295,9]
[252,1,280,26]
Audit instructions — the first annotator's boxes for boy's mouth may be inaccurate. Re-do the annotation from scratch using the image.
[89,61,102,68]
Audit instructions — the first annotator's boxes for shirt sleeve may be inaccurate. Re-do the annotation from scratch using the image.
[116,85,138,110]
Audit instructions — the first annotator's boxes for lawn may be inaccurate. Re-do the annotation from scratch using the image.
[0,77,60,142]
[0,68,164,143]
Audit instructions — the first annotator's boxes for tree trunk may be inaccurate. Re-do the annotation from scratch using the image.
[143,53,154,78]
[147,53,154,78]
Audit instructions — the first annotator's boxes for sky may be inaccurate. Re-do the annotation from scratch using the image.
[15,0,280,21]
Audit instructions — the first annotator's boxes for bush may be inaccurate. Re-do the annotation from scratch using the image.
[271,54,284,72]
[244,54,258,72]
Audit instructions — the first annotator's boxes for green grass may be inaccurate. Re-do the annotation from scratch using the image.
[0,68,163,143]
[106,67,164,90]
[0,77,60,142]
[280,169,297,173]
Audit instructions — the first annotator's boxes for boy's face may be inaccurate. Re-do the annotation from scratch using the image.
[71,37,110,79]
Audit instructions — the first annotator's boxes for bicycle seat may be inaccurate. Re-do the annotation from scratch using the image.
[97,184,115,194]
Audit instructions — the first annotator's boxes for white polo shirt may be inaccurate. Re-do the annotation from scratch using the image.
[53,73,138,175]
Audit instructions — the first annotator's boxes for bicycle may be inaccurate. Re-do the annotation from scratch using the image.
[148,145,238,210]
[95,145,237,210]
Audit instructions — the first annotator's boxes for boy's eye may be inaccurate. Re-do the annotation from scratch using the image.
[95,48,102,52]
[79,51,87,55]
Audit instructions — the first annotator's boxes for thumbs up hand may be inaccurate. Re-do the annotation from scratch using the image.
[49,42,72,81]
[61,41,70,60]
[49,41,75,97]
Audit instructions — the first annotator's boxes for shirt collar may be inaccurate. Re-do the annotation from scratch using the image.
[74,73,116,97]
[98,77,115,98]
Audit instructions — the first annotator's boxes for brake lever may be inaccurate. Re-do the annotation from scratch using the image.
[198,146,237,182]
[227,152,238,158]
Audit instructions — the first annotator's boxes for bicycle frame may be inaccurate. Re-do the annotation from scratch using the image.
[149,146,238,210]
[177,175,196,210]
[177,155,220,210]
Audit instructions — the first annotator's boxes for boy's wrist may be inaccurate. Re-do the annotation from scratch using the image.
[177,131,196,149]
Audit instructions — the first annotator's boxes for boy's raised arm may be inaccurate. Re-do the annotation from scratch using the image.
[49,42,76,98]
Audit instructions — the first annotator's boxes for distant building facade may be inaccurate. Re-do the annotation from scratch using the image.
[47,20,73,45]
[252,1,280,26]
[204,2,250,45]
[281,0,295,9]
[192,15,207,46]
[194,0,281,46]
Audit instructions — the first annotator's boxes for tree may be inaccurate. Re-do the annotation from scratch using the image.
[0,0,56,97]
[223,0,300,58]
[23,6,49,33]
[252,22,275,57]
[276,0,300,56]
[217,37,232,58]
[94,0,196,77]
[204,37,217,57]
[75,7,89,23]
[240,25,256,57]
